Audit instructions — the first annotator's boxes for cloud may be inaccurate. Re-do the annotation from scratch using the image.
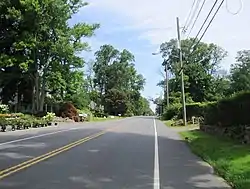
[87,0,250,66]
[88,0,192,44]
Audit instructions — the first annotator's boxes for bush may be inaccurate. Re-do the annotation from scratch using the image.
[162,102,215,121]
[0,113,54,132]
[0,104,9,114]
[162,104,181,120]
[203,91,250,127]
[43,112,56,122]
[163,91,250,128]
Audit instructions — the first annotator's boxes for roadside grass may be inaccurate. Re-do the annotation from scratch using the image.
[180,130,250,189]
[163,119,199,129]
[90,116,121,122]
[163,120,175,127]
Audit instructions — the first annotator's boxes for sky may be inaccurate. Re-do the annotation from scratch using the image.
[70,0,249,111]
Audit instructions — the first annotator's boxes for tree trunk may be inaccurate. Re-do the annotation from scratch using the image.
[39,72,46,112]
[35,71,39,113]
[31,83,35,114]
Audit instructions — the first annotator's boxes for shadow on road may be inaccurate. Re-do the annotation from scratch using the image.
[0,123,230,189]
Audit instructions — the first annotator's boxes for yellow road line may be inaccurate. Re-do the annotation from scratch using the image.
[0,129,110,180]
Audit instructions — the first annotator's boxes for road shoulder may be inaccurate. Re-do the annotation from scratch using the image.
[156,120,231,189]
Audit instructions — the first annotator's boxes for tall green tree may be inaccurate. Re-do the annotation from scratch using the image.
[0,0,99,112]
[230,50,250,93]
[93,44,145,116]
[159,38,227,102]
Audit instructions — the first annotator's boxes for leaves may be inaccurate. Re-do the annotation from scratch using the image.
[230,50,250,93]
[159,38,228,102]
[0,0,98,112]
[92,44,150,116]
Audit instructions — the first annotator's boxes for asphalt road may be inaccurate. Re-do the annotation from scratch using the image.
[0,117,230,189]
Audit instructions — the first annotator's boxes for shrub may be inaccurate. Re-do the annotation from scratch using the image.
[162,102,215,121]
[43,112,56,122]
[0,104,9,114]
[162,104,181,120]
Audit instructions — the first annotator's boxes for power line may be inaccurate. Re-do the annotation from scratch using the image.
[190,0,225,55]
[185,0,202,34]
[182,0,197,33]
[187,0,207,38]
[188,0,219,50]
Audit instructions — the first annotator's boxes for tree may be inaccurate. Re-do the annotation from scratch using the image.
[230,50,250,93]
[0,0,99,112]
[93,44,146,116]
[134,96,154,116]
[153,97,164,116]
[159,38,227,102]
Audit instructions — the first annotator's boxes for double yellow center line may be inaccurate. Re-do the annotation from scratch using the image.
[0,129,110,180]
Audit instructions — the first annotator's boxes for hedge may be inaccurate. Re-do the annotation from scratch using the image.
[162,91,250,128]
[162,102,212,121]
[203,91,250,127]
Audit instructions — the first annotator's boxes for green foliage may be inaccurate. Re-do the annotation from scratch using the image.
[92,44,148,116]
[0,113,57,131]
[159,38,227,103]
[163,92,250,128]
[181,130,250,189]
[0,104,9,114]
[42,112,56,122]
[0,0,98,112]
[162,104,181,120]
[185,102,214,121]
[162,102,215,121]
[104,88,128,116]
[168,91,194,104]
[230,50,250,93]
[203,91,250,127]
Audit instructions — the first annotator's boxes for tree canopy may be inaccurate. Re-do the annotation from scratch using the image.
[155,38,250,115]
[0,1,153,117]
[91,44,152,116]
[157,38,228,105]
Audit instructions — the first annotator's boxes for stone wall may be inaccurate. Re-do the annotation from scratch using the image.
[200,125,250,144]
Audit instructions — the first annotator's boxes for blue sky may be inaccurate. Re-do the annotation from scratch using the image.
[70,0,249,110]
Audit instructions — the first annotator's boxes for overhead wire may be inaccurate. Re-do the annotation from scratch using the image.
[190,0,219,46]
[182,0,197,33]
[190,0,225,56]
[187,0,207,38]
[185,0,203,33]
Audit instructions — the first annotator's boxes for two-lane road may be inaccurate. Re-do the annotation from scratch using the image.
[0,117,230,189]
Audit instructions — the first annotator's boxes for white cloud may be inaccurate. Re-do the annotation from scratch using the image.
[87,0,250,69]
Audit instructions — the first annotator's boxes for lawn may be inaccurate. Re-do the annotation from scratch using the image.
[180,130,250,189]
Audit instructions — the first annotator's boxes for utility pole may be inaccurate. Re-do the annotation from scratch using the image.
[176,17,187,126]
[164,62,169,108]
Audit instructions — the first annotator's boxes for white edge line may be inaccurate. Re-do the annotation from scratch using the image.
[0,128,79,146]
[153,118,160,189]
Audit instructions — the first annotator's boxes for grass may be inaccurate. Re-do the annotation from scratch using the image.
[90,116,121,122]
[180,130,250,189]
[163,119,199,129]
[163,120,175,127]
